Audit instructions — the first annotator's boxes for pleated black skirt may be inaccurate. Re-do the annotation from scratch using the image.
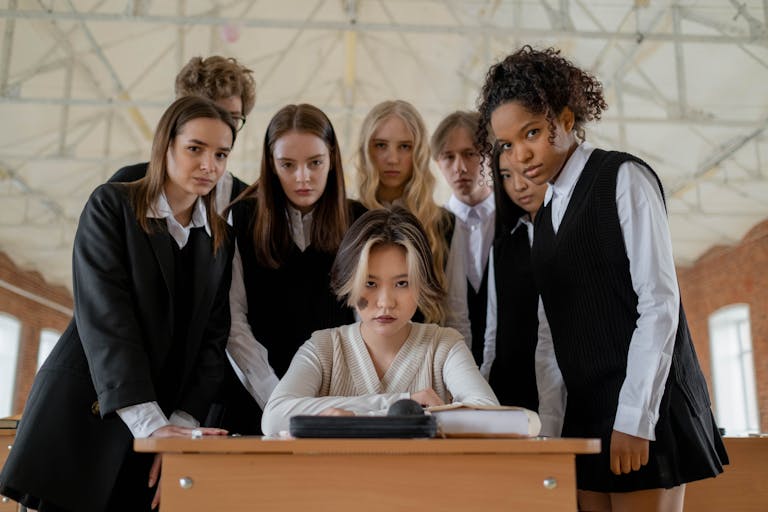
[574,380,729,493]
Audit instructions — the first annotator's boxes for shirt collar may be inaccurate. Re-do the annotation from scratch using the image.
[447,192,495,222]
[543,141,596,207]
[510,214,532,235]
[147,191,211,236]
[286,203,314,223]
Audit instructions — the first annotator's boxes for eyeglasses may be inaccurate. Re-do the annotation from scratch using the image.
[232,114,246,132]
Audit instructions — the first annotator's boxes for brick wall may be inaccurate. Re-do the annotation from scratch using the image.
[678,219,768,433]
[0,251,73,415]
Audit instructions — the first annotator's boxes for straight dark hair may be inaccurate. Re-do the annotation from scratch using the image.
[239,104,349,268]
[490,145,527,241]
[128,96,236,254]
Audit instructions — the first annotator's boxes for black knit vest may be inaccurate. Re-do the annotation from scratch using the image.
[488,224,539,410]
[466,268,488,366]
[532,149,711,436]
[157,228,200,412]
[233,200,358,377]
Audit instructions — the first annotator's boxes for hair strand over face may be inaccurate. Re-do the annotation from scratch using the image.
[330,206,446,324]
[128,95,236,255]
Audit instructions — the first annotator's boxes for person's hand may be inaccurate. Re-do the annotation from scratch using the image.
[149,453,162,510]
[319,407,354,416]
[609,430,649,475]
[410,388,444,407]
[149,425,228,438]
[147,425,228,509]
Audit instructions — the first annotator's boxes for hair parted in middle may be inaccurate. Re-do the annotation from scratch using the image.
[356,99,453,274]
[238,103,349,268]
[128,95,235,254]
[331,206,446,324]
[429,110,481,158]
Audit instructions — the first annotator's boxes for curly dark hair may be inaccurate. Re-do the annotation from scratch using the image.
[475,45,607,159]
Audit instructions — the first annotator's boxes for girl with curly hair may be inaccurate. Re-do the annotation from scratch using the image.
[477,46,727,511]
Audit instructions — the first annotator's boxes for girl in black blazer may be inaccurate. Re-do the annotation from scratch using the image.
[0,96,236,512]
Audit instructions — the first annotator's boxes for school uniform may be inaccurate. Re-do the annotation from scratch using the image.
[109,163,254,431]
[445,194,495,368]
[219,198,367,434]
[532,142,728,492]
[483,216,539,410]
[0,184,233,512]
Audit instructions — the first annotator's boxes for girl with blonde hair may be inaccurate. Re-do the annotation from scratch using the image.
[356,100,471,345]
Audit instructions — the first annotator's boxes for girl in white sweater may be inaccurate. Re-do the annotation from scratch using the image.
[262,206,498,436]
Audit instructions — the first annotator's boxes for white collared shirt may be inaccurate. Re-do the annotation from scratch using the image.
[286,204,314,252]
[116,191,213,438]
[535,142,679,440]
[445,193,496,293]
[147,191,211,248]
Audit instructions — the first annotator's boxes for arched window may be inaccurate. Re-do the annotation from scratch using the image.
[37,328,61,370]
[0,313,22,417]
[708,304,759,436]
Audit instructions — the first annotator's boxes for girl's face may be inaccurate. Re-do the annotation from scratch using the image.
[498,152,548,218]
[357,244,418,344]
[273,130,331,214]
[490,101,577,186]
[165,117,232,207]
[369,115,414,201]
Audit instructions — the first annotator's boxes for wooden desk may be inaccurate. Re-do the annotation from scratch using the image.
[0,429,17,512]
[684,436,768,512]
[135,436,599,512]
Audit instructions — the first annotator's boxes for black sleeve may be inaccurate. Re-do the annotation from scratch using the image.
[109,162,149,183]
[72,184,157,415]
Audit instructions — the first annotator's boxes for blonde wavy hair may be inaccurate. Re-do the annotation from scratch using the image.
[356,100,452,273]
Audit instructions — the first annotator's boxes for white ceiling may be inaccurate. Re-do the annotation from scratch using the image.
[1,0,767,290]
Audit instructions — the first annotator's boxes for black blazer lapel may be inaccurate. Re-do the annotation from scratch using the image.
[148,224,175,296]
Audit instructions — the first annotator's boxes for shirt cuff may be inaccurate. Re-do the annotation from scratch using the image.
[170,410,200,428]
[117,401,170,439]
[613,402,657,441]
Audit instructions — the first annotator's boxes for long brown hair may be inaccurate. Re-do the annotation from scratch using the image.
[238,104,349,268]
[128,96,236,254]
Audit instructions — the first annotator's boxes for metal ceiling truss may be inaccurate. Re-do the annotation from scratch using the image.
[0,0,767,283]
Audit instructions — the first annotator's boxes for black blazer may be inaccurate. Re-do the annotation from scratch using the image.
[0,184,233,512]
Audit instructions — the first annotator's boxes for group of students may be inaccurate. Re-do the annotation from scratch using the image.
[0,46,728,512]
